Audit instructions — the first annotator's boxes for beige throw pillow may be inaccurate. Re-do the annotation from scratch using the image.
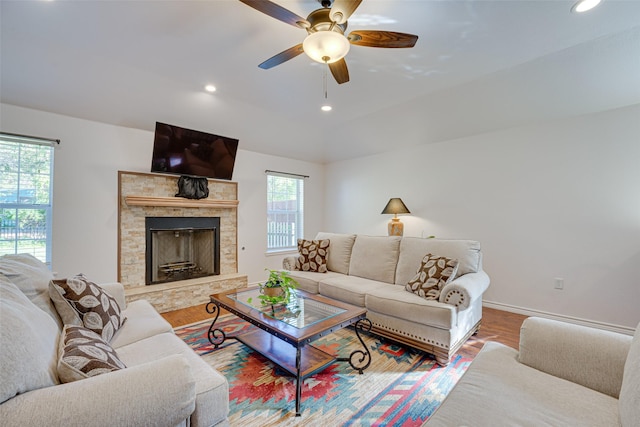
[0,253,62,328]
[1,275,60,403]
[57,325,126,383]
[49,274,126,342]
[295,239,329,273]
[405,254,459,300]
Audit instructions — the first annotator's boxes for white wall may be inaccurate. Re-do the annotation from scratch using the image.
[0,103,324,285]
[234,150,324,283]
[4,102,639,328]
[324,104,640,329]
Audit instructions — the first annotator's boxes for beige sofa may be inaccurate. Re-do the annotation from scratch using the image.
[426,317,640,426]
[283,232,491,365]
[0,253,229,427]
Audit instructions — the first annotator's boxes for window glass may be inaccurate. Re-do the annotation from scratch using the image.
[0,136,54,264]
[266,173,304,252]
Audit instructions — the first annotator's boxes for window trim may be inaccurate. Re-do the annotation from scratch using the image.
[266,171,306,253]
[0,132,57,264]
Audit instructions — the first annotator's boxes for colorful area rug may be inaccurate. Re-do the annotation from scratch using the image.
[176,316,471,426]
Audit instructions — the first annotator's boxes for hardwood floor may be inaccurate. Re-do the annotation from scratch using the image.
[162,304,527,359]
[161,303,215,328]
[456,307,527,358]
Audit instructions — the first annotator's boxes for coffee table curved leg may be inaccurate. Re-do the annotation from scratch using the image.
[205,302,226,348]
[339,318,372,374]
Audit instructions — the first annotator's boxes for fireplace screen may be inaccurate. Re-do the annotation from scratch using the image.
[145,217,220,285]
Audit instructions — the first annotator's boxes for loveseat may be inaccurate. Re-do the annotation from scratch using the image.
[425,317,640,426]
[283,232,491,365]
[0,253,229,427]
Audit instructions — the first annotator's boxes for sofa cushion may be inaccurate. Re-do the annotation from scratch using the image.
[50,274,126,342]
[109,299,174,349]
[518,317,629,399]
[395,238,481,285]
[405,254,459,301]
[365,285,456,330]
[116,332,230,426]
[425,341,620,426]
[619,321,640,427]
[0,275,60,404]
[57,325,126,384]
[318,275,389,307]
[315,232,356,275]
[348,235,401,284]
[295,239,329,272]
[0,253,62,329]
[283,270,344,294]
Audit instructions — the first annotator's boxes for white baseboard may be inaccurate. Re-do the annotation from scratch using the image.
[483,300,635,336]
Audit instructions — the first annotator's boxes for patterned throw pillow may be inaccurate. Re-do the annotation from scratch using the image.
[295,239,330,273]
[57,325,126,383]
[405,254,459,300]
[49,274,126,342]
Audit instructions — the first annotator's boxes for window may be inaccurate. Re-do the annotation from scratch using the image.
[266,172,304,252]
[0,133,56,264]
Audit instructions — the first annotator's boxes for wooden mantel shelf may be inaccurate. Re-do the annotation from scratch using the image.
[125,195,238,209]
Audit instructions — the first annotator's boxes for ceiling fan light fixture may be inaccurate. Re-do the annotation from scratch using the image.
[571,0,602,13]
[303,31,350,64]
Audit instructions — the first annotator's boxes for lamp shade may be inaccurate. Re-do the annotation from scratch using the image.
[303,31,351,64]
[381,198,411,215]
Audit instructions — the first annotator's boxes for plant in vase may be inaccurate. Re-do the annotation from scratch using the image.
[253,268,299,307]
[260,268,298,305]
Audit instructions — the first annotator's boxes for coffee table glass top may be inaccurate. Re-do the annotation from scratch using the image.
[228,288,347,329]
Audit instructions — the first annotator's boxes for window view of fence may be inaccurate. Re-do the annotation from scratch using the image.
[267,173,304,252]
[267,206,299,249]
[0,135,54,264]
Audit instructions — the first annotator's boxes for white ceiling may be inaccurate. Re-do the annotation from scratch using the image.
[1,0,639,163]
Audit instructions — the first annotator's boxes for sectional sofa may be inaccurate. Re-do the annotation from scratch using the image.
[426,317,639,426]
[0,253,229,427]
[283,232,491,365]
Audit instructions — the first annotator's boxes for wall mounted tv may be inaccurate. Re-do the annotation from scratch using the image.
[150,122,239,180]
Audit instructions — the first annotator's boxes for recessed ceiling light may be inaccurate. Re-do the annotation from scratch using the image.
[571,0,602,13]
[321,105,332,112]
[204,85,216,93]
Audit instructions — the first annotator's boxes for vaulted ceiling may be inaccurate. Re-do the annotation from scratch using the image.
[2,0,639,163]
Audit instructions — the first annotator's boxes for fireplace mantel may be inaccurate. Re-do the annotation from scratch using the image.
[125,195,239,209]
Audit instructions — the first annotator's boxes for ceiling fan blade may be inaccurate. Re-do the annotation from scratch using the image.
[348,30,418,48]
[238,0,309,29]
[258,44,304,69]
[330,0,363,24]
[328,59,349,84]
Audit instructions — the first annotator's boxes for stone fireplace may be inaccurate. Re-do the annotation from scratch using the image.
[118,171,247,312]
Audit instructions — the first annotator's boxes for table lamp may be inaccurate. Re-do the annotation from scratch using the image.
[381,198,411,236]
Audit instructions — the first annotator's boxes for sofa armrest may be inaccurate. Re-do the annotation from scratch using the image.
[99,282,127,310]
[518,317,632,398]
[0,354,196,426]
[283,256,297,271]
[439,270,490,310]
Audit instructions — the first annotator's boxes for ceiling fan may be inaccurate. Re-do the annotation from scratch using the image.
[238,0,419,84]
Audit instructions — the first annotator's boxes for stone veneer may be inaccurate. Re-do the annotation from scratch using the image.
[118,171,247,312]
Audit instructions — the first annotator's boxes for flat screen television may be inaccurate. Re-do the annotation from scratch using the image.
[150,122,239,180]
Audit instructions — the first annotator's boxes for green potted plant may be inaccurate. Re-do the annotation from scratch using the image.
[257,268,299,306]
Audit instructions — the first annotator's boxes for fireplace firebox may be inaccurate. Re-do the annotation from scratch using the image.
[145,217,220,285]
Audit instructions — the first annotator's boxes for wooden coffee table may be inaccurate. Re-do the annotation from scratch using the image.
[206,287,372,416]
